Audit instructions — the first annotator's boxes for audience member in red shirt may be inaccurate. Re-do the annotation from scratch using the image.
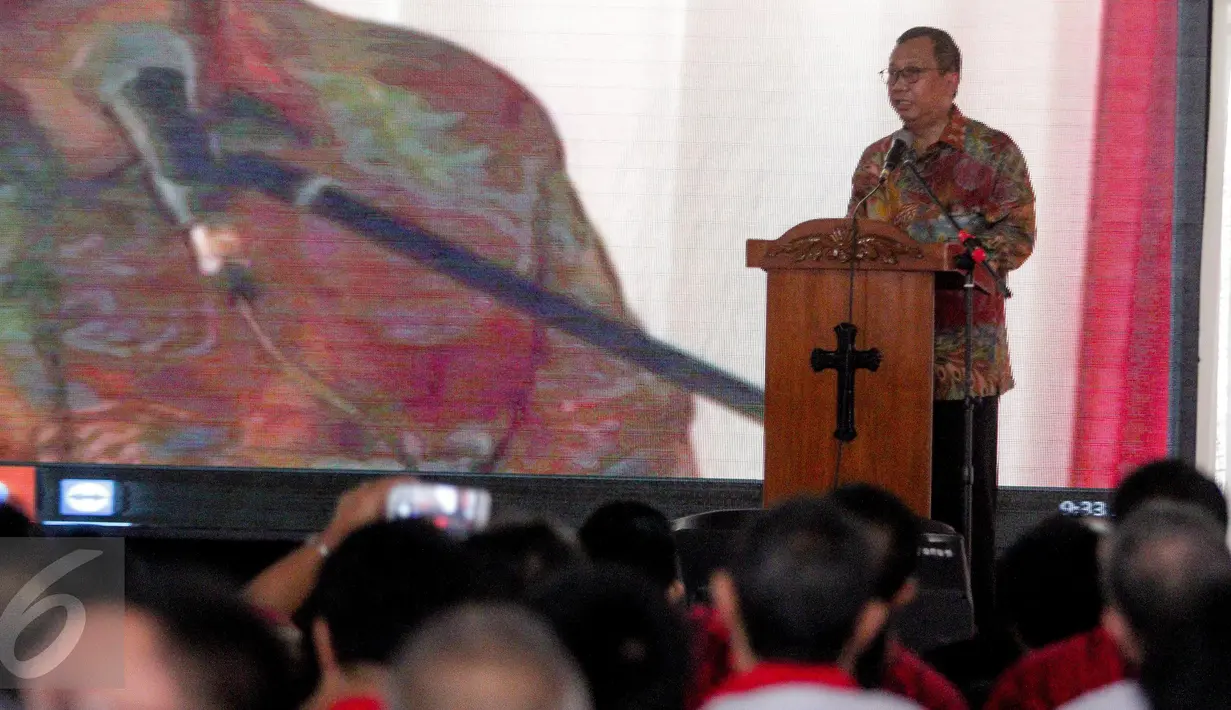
[533,564,692,710]
[1053,503,1231,710]
[679,602,959,709]
[996,515,1104,651]
[884,641,968,710]
[688,604,733,710]
[301,520,477,710]
[24,567,296,710]
[832,484,970,710]
[389,604,591,710]
[982,628,1127,710]
[248,478,418,626]
[578,500,735,709]
[326,697,385,710]
[704,497,923,710]
[985,458,1228,710]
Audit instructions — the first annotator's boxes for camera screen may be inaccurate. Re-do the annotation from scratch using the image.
[386,483,491,535]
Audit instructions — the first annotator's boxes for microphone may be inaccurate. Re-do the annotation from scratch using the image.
[851,129,915,219]
[879,129,914,182]
[72,26,246,284]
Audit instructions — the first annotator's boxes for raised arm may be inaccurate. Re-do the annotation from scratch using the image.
[244,476,416,620]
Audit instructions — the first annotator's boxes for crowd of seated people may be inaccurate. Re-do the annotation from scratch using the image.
[1,457,1229,710]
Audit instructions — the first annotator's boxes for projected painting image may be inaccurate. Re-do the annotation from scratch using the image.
[0,0,702,476]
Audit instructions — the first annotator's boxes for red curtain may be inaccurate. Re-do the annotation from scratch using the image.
[1068,0,1177,488]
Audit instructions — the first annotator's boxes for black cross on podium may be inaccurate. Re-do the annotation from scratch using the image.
[811,322,882,442]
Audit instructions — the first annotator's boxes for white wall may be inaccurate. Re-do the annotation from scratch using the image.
[310,0,1104,485]
[1197,0,1229,488]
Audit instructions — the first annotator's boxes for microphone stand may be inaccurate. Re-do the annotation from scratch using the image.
[902,159,1007,559]
[904,162,1010,299]
[830,172,894,479]
[210,153,767,421]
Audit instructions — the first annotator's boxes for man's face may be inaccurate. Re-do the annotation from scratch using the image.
[886,37,959,128]
[24,607,188,710]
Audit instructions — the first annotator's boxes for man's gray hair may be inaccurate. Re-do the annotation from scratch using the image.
[1107,500,1231,641]
[389,603,591,710]
[896,26,961,75]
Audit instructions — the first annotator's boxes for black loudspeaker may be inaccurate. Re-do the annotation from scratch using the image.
[671,511,975,651]
[896,520,975,652]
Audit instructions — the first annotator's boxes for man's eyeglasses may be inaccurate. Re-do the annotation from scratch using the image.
[879,66,940,86]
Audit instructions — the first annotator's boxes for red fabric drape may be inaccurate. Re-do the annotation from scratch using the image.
[1069,0,1177,488]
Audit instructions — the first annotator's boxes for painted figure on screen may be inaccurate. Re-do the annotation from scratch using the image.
[0,0,696,475]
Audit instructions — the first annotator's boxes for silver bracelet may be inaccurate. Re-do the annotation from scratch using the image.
[306,534,330,559]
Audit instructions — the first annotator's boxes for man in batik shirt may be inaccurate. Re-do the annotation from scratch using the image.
[848,26,1036,631]
[0,1,695,476]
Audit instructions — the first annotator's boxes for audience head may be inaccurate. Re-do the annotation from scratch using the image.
[390,603,591,710]
[466,519,580,599]
[1112,458,1227,530]
[996,514,1104,649]
[1139,581,1231,710]
[830,484,921,605]
[828,486,922,691]
[578,500,683,602]
[0,503,37,537]
[25,566,296,710]
[711,496,883,673]
[0,504,47,625]
[533,564,690,710]
[309,518,476,670]
[1103,501,1231,666]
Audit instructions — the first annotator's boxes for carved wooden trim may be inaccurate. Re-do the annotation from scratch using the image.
[766,224,925,265]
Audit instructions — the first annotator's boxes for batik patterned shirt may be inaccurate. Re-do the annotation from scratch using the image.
[848,106,1036,400]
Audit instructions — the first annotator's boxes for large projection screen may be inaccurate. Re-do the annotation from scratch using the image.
[0,0,1101,486]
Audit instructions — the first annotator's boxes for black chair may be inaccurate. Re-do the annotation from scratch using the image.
[672,509,760,604]
[672,508,974,649]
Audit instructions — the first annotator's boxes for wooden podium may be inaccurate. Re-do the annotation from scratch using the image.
[747,218,991,517]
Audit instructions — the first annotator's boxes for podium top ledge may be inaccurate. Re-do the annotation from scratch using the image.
[747,218,984,278]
